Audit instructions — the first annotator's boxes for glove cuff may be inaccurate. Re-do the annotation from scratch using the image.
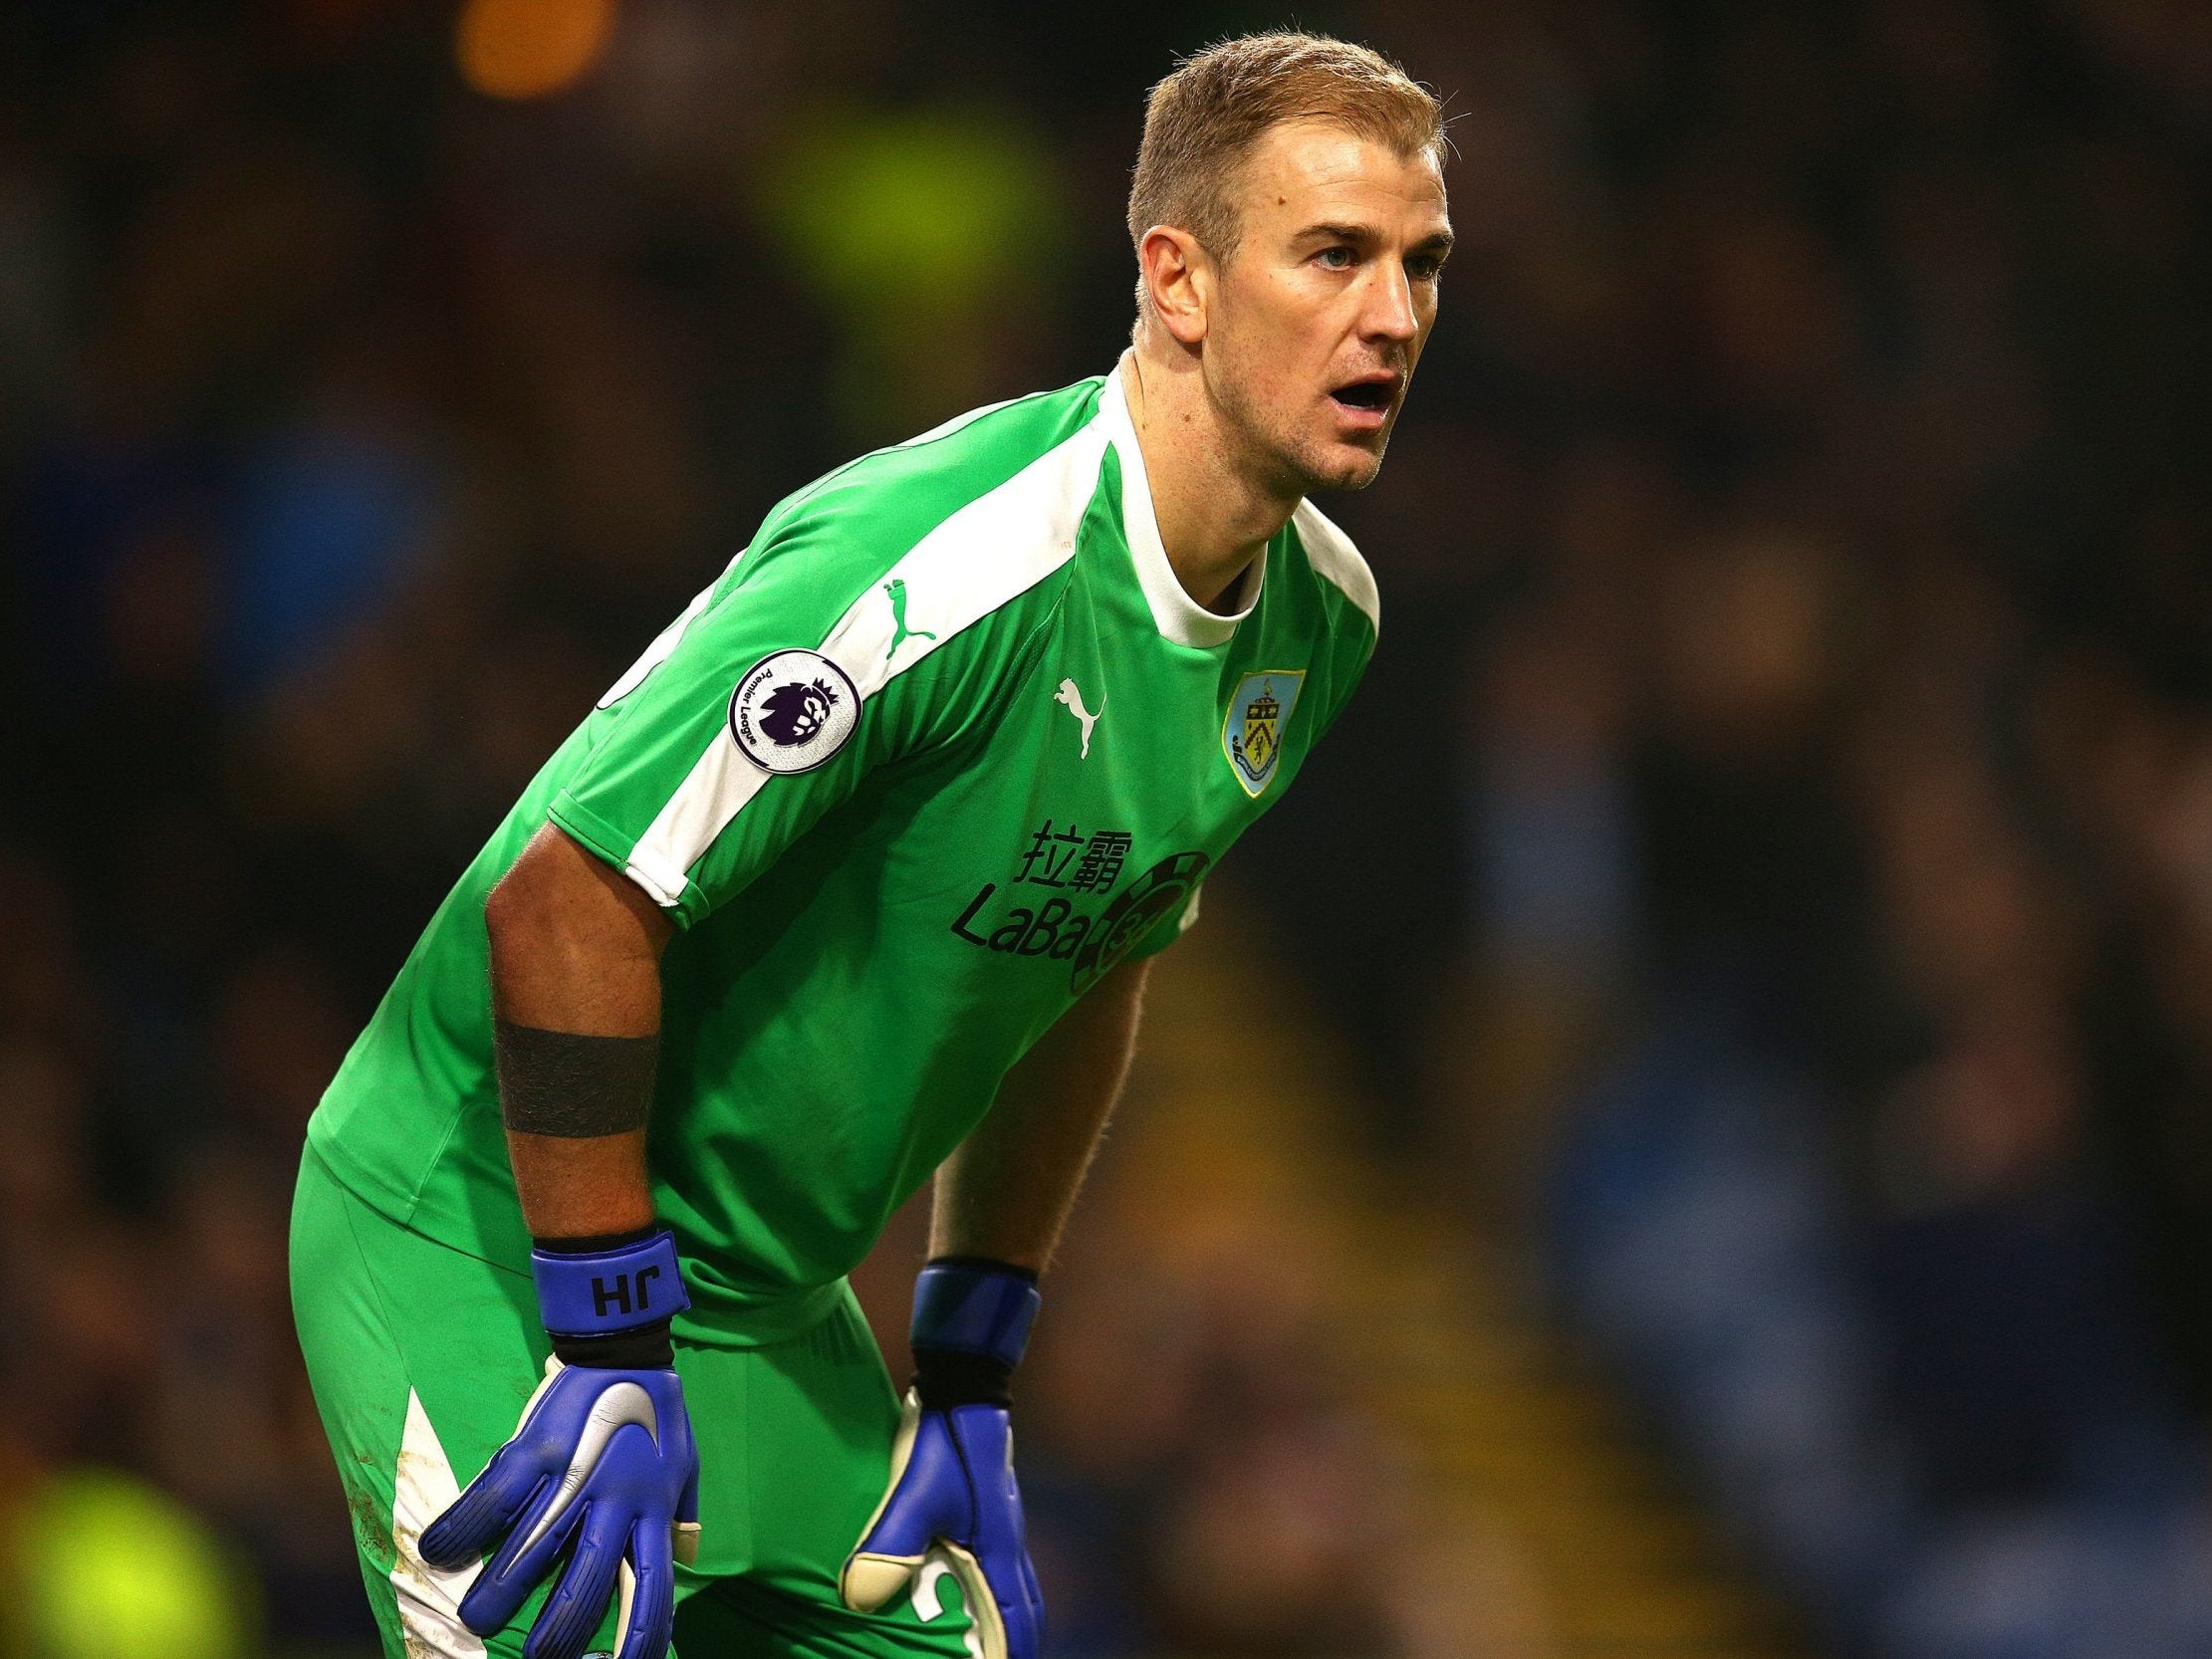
[912,1349,1015,1409]
[532,1228,690,1364]
[550,1322,676,1369]
[909,1257,1040,1408]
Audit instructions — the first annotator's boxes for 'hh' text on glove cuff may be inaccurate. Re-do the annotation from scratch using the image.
[533,1229,691,1340]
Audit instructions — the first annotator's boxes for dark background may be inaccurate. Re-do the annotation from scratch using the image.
[4,1,2212,1655]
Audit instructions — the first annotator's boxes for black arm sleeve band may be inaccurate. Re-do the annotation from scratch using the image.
[494,1019,658,1138]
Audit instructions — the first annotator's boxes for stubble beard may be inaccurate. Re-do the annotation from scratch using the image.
[1209,363,1389,500]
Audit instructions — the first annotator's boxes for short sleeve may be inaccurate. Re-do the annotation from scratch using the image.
[549,511,1052,928]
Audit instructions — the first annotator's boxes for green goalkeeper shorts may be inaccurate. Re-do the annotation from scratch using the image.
[289,1146,979,1659]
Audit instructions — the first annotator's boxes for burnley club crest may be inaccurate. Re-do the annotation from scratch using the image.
[1222,670,1305,798]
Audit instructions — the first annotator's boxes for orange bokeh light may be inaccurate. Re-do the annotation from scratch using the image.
[456,0,615,101]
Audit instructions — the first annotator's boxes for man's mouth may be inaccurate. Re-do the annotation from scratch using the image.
[1328,373,1400,419]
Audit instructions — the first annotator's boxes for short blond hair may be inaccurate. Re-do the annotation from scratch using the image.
[1127,31,1443,275]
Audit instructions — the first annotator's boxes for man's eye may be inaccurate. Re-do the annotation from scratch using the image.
[1408,256,1445,282]
[1316,246,1355,270]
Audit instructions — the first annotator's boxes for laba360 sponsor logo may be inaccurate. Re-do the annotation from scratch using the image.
[951,849,1209,993]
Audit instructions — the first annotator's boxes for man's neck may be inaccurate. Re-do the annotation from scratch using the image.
[1118,345,1300,613]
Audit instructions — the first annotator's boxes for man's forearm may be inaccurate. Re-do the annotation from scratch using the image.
[488,824,673,1240]
[931,957,1149,1270]
[504,1129,656,1240]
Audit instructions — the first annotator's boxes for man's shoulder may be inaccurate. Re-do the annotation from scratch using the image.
[767,377,1111,554]
[1287,499,1380,638]
[728,377,1112,671]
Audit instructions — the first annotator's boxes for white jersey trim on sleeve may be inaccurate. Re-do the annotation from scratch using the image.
[620,414,1109,906]
[894,393,1028,449]
[621,729,761,908]
[1290,499,1381,635]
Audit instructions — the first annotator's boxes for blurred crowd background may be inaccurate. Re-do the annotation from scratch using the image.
[4,0,2211,1655]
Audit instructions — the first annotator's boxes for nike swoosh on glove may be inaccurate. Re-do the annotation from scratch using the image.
[420,1356,700,1659]
[842,1258,1043,1659]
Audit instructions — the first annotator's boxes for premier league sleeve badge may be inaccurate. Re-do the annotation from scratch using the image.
[730,649,861,774]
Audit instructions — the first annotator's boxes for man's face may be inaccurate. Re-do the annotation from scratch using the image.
[1201,119,1451,495]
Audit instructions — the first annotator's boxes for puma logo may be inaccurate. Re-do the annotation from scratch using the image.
[883,578,936,661]
[1054,678,1102,759]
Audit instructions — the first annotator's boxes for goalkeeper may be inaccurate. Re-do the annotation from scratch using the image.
[292,30,1448,1659]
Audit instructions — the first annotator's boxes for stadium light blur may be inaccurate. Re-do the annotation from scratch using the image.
[758,108,1063,316]
[22,1468,256,1659]
[754,106,1067,435]
[457,0,616,101]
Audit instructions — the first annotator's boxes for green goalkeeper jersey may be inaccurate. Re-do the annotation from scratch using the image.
[307,366,1378,1343]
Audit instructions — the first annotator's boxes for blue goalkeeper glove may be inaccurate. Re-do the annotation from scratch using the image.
[841,1258,1044,1659]
[419,1229,701,1659]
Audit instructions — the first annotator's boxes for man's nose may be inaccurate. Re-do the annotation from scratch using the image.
[1360,260,1421,343]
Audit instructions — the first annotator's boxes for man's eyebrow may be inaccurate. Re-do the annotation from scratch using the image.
[1293,220,1457,253]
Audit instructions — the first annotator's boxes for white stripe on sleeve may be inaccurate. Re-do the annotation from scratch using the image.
[620,417,1106,905]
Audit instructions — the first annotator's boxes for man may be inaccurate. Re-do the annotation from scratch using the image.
[292,29,1449,1659]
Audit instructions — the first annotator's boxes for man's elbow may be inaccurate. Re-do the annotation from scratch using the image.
[485,832,561,949]
[486,826,673,965]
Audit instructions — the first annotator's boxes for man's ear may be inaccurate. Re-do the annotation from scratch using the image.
[1137,225,1212,346]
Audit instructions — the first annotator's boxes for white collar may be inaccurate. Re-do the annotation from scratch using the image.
[1098,361,1264,647]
